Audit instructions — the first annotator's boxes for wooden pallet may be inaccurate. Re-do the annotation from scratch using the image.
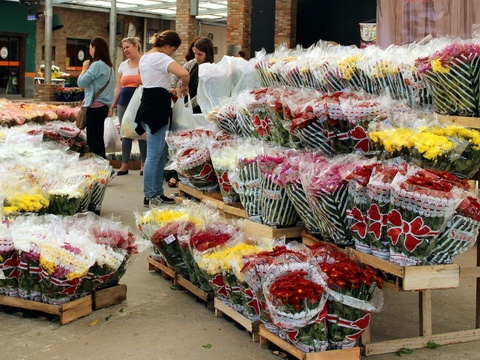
[0,284,127,325]
[259,325,361,360]
[147,255,214,310]
[214,298,261,342]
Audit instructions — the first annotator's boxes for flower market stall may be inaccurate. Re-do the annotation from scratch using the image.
[149,35,480,357]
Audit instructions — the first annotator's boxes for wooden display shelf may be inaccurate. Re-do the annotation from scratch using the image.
[214,298,261,342]
[178,182,248,218]
[0,284,126,325]
[259,325,361,360]
[147,255,214,310]
[243,219,305,241]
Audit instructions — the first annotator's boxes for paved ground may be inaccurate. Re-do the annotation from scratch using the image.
[2,169,480,360]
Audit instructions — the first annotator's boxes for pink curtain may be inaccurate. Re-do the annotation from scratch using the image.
[377,0,480,48]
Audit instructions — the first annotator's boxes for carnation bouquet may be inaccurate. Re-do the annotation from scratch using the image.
[258,154,299,227]
[366,163,406,260]
[427,196,480,264]
[322,92,353,154]
[207,103,244,136]
[387,167,466,265]
[262,260,330,352]
[209,140,240,203]
[345,162,378,254]
[300,156,356,246]
[415,42,480,116]
[47,177,85,215]
[310,242,384,349]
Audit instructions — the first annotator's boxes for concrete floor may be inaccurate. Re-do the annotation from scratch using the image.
[3,170,480,360]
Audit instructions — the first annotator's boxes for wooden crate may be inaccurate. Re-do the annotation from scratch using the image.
[93,284,127,310]
[243,219,305,241]
[0,284,126,325]
[147,255,214,310]
[259,325,361,360]
[214,298,261,342]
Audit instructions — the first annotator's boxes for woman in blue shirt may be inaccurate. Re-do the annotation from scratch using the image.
[78,37,115,159]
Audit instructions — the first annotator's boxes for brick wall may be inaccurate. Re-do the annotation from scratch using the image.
[226,0,252,57]
[175,0,198,64]
[275,0,297,48]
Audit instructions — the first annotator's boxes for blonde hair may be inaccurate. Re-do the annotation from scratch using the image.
[149,30,182,48]
[122,37,142,53]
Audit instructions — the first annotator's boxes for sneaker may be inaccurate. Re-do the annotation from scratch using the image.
[143,195,175,207]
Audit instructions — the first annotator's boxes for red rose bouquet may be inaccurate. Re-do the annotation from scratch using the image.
[322,92,353,154]
[428,196,480,264]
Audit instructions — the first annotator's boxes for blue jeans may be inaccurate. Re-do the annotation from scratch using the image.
[142,122,168,198]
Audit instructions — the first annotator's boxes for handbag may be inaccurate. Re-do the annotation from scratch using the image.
[75,72,112,130]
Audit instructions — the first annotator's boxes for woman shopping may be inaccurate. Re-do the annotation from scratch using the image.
[134,30,190,207]
[109,37,147,175]
[77,36,115,159]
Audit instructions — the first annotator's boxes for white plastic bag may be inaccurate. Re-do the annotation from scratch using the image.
[171,95,195,131]
[197,57,233,115]
[104,116,121,153]
[120,85,143,139]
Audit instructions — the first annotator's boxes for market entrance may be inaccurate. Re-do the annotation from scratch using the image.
[0,34,25,96]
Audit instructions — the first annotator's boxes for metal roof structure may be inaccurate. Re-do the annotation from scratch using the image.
[51,0,228,22]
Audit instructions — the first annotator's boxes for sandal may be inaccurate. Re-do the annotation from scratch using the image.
[168,178,178,188]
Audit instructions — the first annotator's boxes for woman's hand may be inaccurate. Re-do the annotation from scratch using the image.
[82,59,91,71]
[179,84,189,96]
[108,107,114,117]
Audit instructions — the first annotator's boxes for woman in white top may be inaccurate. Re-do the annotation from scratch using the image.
[109,37,146,175]
[133,30,189,207]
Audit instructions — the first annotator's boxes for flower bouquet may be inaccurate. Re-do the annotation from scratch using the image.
[209,140,240,203]
[345,163,378,254]
[241,245,309,323]
[258,154,299,227]
[415,42,480,116]
[0,223,19,297]
[387,168,465,266]
[262,262,330,352]
[312,243,384,349]
[39,239,92,305]
[300,157,356,246]
[47,177,85,215]
[207,103,243,136]
[228,142,263,217]
[41,123,88,153]
[427,196,480,265]
[176,137,218,191]
[289,95,335,155]
[11,217,51,301]
[428,125,480,179]
[368,127,417,161]
[322,92,353,154]
[366,163,406,260]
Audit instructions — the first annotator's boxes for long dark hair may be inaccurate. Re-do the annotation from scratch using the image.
[194,37,214,64]
[185,35,201,62]
[149,30,182,48]
[90,37,113,67]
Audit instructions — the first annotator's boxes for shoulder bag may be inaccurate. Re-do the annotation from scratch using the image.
[75,71,112,130]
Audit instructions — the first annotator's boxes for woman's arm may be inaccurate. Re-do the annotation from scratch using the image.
[109,70,122,117]
[168,61,190,96]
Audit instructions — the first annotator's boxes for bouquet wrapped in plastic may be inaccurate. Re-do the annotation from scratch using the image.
[366,163,406,260]
[209,139,241,204]
[258,153,299,227]
[300,156,357,246]
[262,261,330,353]
[387,167,467,265]
[0,222,19,297]
[310,242,384,349]
[428,196,480,265]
